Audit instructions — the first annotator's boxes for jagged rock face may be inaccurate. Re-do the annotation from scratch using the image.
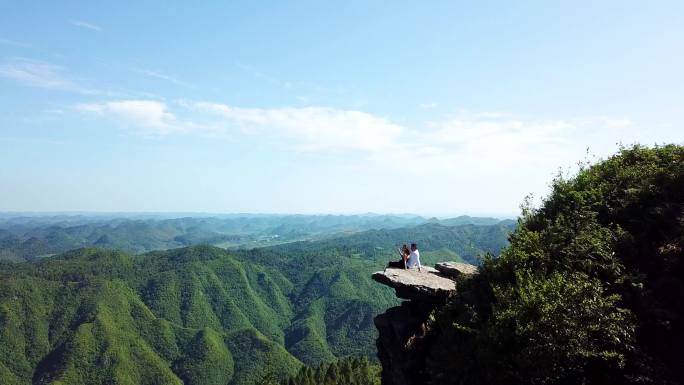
[375,301,434,385]
[434,261,478,278]
[371,267,456,302]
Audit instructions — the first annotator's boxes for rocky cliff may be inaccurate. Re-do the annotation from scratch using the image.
[372,263,477,385]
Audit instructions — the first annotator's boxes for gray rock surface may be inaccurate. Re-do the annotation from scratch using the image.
[372,267,456,302]
[434,261,478,278]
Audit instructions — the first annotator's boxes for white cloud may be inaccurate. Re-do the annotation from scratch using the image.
[0,59,94,93]
[69,20,102,32]
[78,99,408,151]
[76,100,183,135]
[190,102,404,153]
[426,117,571,155]
[75,99,642,180]
[75,98,665,214]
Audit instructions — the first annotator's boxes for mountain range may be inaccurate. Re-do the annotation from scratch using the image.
[0,218,514,385]
[0,214,511,262]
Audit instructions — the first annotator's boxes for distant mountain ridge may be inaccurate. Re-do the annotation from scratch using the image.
[0,214,512,262]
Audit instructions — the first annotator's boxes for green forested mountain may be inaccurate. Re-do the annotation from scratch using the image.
[426,144,684,385]
[0,220,512,385]
[1,247,302,385]
[258,221,515,266]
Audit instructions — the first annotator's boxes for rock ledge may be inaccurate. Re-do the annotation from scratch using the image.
[373,261,479,385]
[372,267,456,302]
[434,261,478,278]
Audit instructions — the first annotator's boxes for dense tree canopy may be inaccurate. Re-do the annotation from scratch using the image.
[427,144,683,384]
[279,357,380,385]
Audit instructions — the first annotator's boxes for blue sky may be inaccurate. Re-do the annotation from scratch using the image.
[1,1,682,216]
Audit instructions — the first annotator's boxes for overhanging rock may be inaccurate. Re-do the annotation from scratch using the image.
[373,262,479,385]
[372,267,456,302]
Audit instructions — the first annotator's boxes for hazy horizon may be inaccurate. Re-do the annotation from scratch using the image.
[0,211,518,220]
[2,1,682,213]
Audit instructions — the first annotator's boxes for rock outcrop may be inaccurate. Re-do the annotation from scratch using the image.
[373,262,477,385]
[371,267,456,303]
[374,299,434,385]
[434,261,478,278]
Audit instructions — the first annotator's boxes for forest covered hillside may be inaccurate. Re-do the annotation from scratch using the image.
[425,144,683,385]
[0,220,512,385]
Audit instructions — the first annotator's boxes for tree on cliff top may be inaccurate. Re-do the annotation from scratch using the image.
[427,144,684,385]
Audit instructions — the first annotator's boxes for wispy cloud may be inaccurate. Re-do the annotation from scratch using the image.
[0,58,147,97]
[75,99,638,179]
[0,38,30,47]
[0,58,96,94]
[69,19,102,32]
[406,115,576,175]
[419,102,437,110]
[234,62,350,101]
[76,100,185,135]
[133,68,194,88]
[190,102,404,152]
[235,62,292,88]
[601,118,634,129]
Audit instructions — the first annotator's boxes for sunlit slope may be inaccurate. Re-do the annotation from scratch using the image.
[0,221,513,384]
[0,248,302,385]
[0,245,393,384]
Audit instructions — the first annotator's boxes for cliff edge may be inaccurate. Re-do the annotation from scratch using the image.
[372,263,477,385]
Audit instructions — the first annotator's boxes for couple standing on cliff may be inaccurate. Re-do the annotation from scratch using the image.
[387,243,422,272]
